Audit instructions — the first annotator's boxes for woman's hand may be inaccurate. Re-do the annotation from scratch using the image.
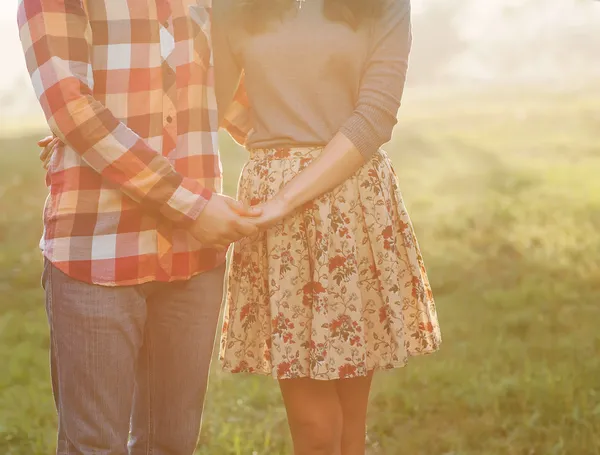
[252,195,293,230]
[37,135,60,169]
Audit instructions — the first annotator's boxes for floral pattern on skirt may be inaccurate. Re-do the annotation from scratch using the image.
[220,147,441,380]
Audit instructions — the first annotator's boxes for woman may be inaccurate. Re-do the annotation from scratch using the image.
[214,0,441,453]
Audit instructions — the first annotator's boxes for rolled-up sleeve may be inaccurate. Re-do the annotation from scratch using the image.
[339,0,412,159]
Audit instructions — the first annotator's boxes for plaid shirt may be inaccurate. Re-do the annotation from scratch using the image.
[18,0,251,286]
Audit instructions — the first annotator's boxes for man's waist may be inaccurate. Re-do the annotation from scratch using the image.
[41,247,227,287]
[40,219,227,286]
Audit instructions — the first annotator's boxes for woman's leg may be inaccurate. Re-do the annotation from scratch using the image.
[279,378,344,455]
[336,371,374,455]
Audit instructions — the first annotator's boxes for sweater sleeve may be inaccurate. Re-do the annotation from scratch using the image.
[339,0,412,159]
[212,0,244,127]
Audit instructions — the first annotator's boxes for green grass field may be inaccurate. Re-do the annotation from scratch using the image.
[1,89,599,454]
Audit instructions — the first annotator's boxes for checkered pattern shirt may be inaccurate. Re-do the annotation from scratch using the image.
[17,0,251,286]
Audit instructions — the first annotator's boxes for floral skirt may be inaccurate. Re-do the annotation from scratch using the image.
[220,147,441,380]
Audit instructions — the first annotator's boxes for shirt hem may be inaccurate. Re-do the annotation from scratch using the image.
[41,252,227,287]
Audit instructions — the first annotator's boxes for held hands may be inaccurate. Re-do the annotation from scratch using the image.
[189,194,292,251]
[248,195,292,231]
[189,195,262,250]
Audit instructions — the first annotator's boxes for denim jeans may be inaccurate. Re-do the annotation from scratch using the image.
[42,261,226,455]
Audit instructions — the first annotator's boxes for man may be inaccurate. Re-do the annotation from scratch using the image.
[17,0,252,453]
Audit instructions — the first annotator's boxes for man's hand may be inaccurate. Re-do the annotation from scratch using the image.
[189,194,262,250]
[38,135,60,169]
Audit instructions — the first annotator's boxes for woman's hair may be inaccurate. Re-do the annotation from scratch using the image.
[236,0,385,33]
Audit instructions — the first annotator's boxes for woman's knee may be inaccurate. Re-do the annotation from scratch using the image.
[279,378,344,454]
[292,411,343,453]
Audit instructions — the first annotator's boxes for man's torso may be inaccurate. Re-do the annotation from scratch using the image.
[43,0,224,285]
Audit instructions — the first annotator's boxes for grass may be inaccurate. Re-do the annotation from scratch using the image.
[1,88,599,454]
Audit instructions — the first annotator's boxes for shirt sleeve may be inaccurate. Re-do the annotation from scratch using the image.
[339,0,412,159]
[212,0,253,145]
[17,0,211,226]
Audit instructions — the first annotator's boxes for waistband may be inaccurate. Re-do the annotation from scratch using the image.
[247,147,324,161]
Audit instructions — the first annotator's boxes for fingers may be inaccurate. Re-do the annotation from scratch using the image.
[37,135,54,147]
[213,219,257,245]
[243,204,263,217]
[193,196,261,247]
[40,149,51,169]
[225,197,263,217]
[253,218,275,231]
[39,146,51,162]
[214,222,256,250]
[233,219,260,237]
[218,222,247,244]
[39,138,60,169]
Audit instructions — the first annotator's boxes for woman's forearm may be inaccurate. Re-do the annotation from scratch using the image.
[276,133,366,211]
[274,0,410,214]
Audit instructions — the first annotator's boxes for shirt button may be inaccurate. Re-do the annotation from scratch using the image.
[163,21,169,28]
[166,116,173,124]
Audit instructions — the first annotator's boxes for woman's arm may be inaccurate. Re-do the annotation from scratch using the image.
[255,0,412,227]
[263,134,364,221]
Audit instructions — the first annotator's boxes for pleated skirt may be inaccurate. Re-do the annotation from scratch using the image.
[220,147,441,380]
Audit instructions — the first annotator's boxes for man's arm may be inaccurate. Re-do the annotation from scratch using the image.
[18,0,209,226]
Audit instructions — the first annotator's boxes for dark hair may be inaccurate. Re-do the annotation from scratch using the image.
[236,0,385,33]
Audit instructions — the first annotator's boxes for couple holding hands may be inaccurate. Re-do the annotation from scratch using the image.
[19,0,441,453]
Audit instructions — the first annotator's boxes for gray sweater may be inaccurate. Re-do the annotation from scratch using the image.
[213,0,412,159]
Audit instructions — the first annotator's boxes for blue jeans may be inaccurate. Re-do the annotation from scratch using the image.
[42,261,226,455]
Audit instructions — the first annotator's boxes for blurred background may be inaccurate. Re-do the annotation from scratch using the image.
[1,0,599,454]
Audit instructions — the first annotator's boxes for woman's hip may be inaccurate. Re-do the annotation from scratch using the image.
[238,146,397,206]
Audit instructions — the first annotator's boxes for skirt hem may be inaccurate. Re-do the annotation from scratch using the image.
[220,346,441,381]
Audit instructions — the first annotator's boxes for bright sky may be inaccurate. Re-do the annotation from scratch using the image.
[1,1,25,91]
[1,0,598,95]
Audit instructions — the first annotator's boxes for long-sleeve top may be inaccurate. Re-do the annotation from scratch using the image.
[17,0,247,286]
[213,0,412,159]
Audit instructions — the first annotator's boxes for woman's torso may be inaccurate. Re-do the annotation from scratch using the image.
[222,0,372,149]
